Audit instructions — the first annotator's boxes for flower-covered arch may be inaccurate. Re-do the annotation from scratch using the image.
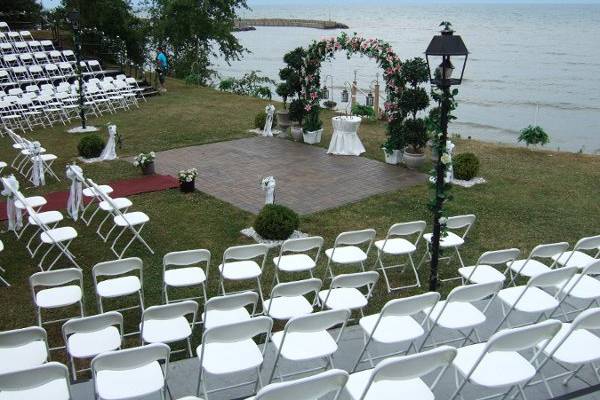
[302,32,405,142]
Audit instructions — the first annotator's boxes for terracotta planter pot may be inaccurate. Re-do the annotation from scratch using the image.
[180,179,195,193]
[141,161,155,175]
[403,150,425,169]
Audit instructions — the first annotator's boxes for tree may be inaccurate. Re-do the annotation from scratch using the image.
[0,0,42,25]
[399,57,430,154]
[147,0,249,83]
[58,0,147,64]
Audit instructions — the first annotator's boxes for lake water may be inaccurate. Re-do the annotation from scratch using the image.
[214,3,600,154]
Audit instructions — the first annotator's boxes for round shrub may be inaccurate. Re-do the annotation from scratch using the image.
[254,111,277,129]
[453,152,480,181]
[254,204,299,240]
[77,134,105,159]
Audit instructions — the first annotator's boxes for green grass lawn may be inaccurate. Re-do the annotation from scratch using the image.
[1,78,599,361]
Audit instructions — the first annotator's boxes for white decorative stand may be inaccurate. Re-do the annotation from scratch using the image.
[30,141,45,187]
[261,176,276,204]
[1,175,23,232]
[66,165,83,221]
[99,124,118,161]
[263,105,275,137]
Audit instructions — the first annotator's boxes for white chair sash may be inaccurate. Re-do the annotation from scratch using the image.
[66,165,83,221]
[261,176,276,204]
[263,105,275,137]
[1,175,23,231]
[30,141,45,187]
[100,124,118,161]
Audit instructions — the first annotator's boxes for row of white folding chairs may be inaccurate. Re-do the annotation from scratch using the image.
[1,91,79,131]
[0,59,102,88]
[0,39,56,57]
[0,30,37,44]
[3,129,60,181]
[0,176,79,271]
[0,49,74,71]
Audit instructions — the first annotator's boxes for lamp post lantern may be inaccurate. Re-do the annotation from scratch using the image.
[425,21,469,291]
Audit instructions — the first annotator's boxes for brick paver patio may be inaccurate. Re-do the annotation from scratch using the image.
[154,137,426,215]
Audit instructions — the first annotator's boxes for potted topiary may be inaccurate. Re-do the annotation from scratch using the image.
[288,98,305,142]
[398,58,430,169]
[77,134,105,159]
[133,151,156,175]
[518,125,550,147]
[275,83,291,133]
[453,152,480,181]
[382,135,403,165]
[302,107,323,144]
[254,204,299,240]
[178,168,197,193]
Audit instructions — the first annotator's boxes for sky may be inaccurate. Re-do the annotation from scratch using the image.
[41,0,600,10]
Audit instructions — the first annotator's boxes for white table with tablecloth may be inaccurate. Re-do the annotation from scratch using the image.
[327,116,365,156]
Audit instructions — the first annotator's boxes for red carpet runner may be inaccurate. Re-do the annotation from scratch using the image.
[1,174,179,221]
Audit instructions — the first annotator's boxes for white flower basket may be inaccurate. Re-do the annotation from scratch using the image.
[303,129,322,144]
[383,148,402,165]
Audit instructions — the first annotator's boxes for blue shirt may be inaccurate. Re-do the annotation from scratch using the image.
[157,52,168,70]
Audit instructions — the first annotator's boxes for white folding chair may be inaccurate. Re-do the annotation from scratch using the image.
[196,316,273,398]
[62,312,123,379]
[273,236,323,284]
[419,281,502,351]
[418,214,476,281]
[0,362,72,400]
[495,267,579,331]
[0,326,48,374]
[374,221,426,292]
[269,309,351,383]
[92,258,144,324]
[253,369,348,400]
[203,291,259,330]
[91,343,171,400]
[30,268,84,334]
[162,249,210,304]
[345,346,457,400]
[141,300,198,357]
[529,308,600,397]
[264,278,321,321]
[352,291,440,371]
[319,271,379,316]
[553,260,600,319]
[88,179,153,258]
[459,248,520,285]
[68,167,114,225]
[506,242,569,286]
[552,235,600,269]
[325,229,376,279]
[218,244,268,305]
[450,319,562,400]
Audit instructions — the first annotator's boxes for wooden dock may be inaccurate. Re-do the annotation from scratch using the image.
[235,18,349,31]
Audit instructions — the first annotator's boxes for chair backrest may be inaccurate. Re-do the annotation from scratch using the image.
[0,326,47,353]
[270,278,322,299]
[203,316,272,343]
[142,300,198,325]
[529,242,569,260]
[279,236,323,254]
[582,259,600,276]
[477,248,520,266]
[163,249,210,279]
[0,362,71,398]
[361,346,457,399]
[334,228,376,247]
[572,307,600,331]
[255,369,349,400]
[381,291,440,318]
[62,311,123,339]
[285,309,351,334]
[488,319,561,352]
[205,291,258,312]
[223,243,268,261]
[387,220,426,239]
[30,268,83,290]
[445,214,476,236]
[92,343,170,373]
[574,235,600,252]
[447,281,502,303]
[330,271,379,290]
[528,266,578,289]
[93,257,143,282]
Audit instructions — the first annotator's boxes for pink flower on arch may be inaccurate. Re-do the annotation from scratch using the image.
[310,92,319,100]
[304,104,312,112]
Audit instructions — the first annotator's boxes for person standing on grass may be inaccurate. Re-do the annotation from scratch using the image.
[156,47,169,93]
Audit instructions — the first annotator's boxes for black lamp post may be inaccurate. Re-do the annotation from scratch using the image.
[66,10,86,130]
[425,21,469,291]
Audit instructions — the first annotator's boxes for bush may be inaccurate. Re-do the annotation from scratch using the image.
[351,104,375,119]
[253,204,299,240]
[518,125,550,146]
[77,134,105,159]
[453,152,480,181]
[254,111,277,129]
[288,99,305,124]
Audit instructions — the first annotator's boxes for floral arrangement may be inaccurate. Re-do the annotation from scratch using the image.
[133,151,155,167]
[178,168,198,183]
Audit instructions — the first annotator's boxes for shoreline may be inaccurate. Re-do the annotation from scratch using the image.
[234,18,349,31]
